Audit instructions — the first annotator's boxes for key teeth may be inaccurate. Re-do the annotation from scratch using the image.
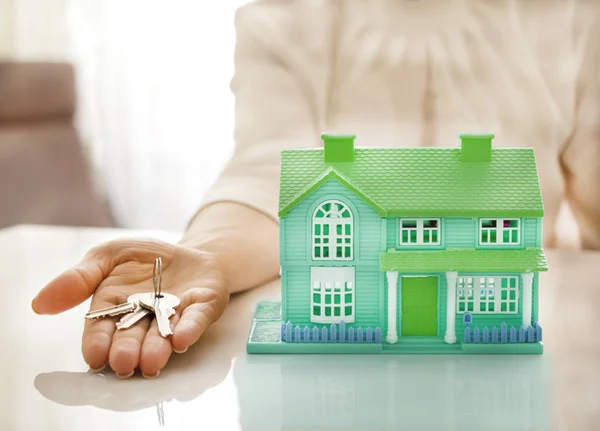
[87,293,179,336]
[85,302,136,320]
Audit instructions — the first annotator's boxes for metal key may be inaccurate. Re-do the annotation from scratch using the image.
[116,293,151,330]
[116,293,174,330]
[85,301,136,320]
[116,257,163,329]
[135,256,179,337]
[139,292,180,337]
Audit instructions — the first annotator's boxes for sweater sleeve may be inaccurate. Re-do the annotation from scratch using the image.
[560,5,600,250]
[198,3,327,222]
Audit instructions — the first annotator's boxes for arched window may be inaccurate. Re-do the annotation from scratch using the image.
[312,200,353,260]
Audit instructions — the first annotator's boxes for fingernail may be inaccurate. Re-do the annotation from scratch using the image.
[116,370,134,379]
[89,363,107,373]
[142,371,160,379]
[31,298,40,315]
[173,347,188,354]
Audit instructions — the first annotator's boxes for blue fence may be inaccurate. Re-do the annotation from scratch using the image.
[281,321,382,344]
[462,314,543,344]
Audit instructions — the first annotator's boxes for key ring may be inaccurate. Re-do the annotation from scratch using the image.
[153,257,163,298]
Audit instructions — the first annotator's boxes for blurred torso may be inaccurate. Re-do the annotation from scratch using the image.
[248,0,600,244]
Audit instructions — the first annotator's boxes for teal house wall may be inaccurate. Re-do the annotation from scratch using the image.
[383,216,542,338]
[281,175,544,334]
[280,178,382,328]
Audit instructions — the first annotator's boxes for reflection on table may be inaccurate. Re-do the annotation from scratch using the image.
[235,354,548,430]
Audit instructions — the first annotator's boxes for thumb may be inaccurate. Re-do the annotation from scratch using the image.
[32,239,176,315]
[32,253,109,315]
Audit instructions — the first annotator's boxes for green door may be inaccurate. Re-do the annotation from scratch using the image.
[401,276,438,336]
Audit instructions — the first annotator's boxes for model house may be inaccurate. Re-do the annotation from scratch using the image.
[248,133,547,354]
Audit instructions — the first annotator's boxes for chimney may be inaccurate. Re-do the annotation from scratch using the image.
[322,133,356,163]
[459,133,494,162]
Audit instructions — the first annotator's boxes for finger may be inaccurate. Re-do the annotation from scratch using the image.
[108,309,152,378]
[81,296,122,371]
[32,257,109,315]
[171,288,227,352]
[139,313,180,378]
[171,302,217,353]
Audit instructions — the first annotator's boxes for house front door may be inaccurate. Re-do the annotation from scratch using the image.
[401,276,438,336]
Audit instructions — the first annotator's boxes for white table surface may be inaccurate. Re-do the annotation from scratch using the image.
[1,225,599,431]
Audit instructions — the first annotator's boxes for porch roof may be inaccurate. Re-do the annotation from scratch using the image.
[380,248,548,273]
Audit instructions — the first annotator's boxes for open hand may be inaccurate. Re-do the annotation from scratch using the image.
[32,239,230,378]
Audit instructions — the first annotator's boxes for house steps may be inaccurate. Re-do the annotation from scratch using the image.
[382,337,463,354]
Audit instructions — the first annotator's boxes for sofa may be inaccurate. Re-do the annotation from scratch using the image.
[0,61,114,229]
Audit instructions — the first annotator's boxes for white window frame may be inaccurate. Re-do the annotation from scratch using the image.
[398,218,441,246]
[479,218,521,246]
[310,267,355,323]
[456,275,519,314]
[312,200,353,260]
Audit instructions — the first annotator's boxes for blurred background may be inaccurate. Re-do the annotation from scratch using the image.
[0,0,247,231]
[0,0,581,247]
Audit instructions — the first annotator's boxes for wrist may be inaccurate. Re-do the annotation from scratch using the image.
[178,202,279,293]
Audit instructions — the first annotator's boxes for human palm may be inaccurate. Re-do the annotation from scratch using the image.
[32,239,229,378]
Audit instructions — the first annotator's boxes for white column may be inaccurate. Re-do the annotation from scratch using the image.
[522,272,534,327]
[386,271,398,344]
[444,271,458,344]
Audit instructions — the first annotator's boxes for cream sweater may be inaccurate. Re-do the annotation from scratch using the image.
[201,0,600,249]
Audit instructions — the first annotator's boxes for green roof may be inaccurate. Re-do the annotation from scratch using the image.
[380,248,548,273]
[279,147,544,217]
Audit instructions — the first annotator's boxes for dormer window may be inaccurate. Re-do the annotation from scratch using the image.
[479,218,520,245]
[399,218,441,246]
[312,200,353,260]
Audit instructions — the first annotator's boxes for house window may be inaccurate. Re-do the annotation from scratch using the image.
[313,200,353,260]
[457,275,519,314]
[399,218,441,245]
[311,267,355,323]
[500,276,519,313]
[456,277,475,312]
[479,219,520,245]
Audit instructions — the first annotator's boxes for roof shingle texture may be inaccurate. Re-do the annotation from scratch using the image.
[279,147,544,217]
